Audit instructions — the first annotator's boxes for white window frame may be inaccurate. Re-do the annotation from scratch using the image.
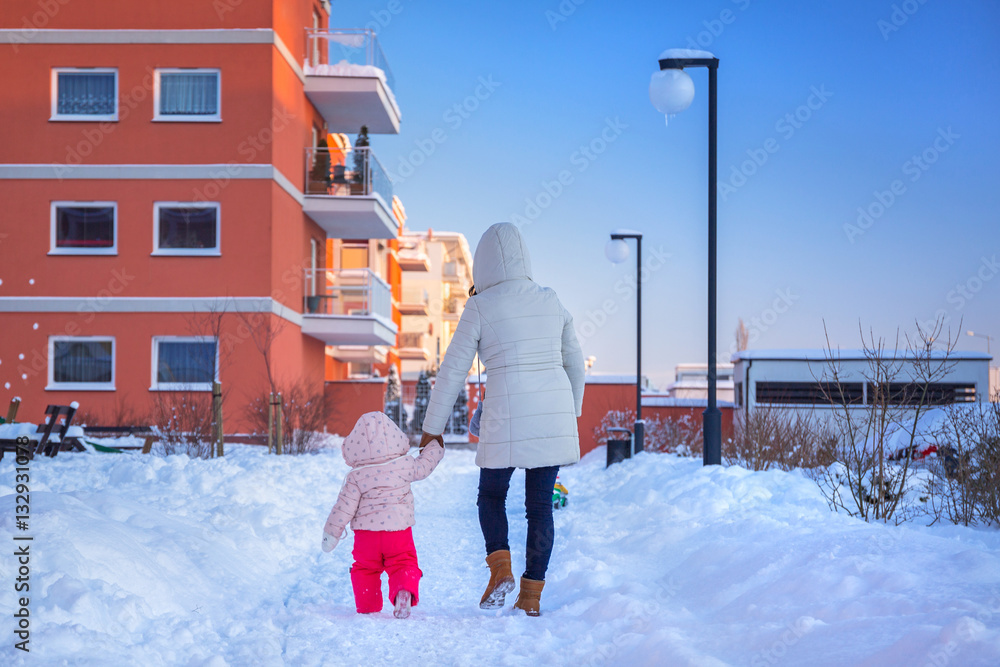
[47,336,116,391]
[152,201,221,256]
[50,67,119,122]
[49,201,118,255]
[153,68,222,122]
[150,336,219,391]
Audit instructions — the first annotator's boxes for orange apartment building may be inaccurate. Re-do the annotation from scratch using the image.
[0,0,404,433]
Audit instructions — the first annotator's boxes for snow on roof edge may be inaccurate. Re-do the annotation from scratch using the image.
[732,349,992,362]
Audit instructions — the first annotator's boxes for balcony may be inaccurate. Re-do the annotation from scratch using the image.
[398,332,431,361]
[399,287,430,316]
[304,28,401,134]
[301,268,397,346]
[443,295,463,320]
[304,146,396,239]
[442,261,469,283]
[398,244,430,272]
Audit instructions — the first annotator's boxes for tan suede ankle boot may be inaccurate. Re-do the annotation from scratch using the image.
[479,550,515,609]
[513,576,544,616]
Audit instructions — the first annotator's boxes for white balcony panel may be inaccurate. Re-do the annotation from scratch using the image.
[303,195,396,239]
[302,314,397,346]
[305,75,400,134]
[329,345,388,363]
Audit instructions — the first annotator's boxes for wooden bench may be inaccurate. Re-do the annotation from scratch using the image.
[80,426,160,453]
[0,404,82,460]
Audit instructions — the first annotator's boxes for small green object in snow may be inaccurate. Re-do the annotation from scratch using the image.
[86,440,123,453]
[552,479,568,509]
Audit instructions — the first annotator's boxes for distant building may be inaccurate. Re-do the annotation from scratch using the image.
[397,229,473,382]
[664,364,735,404]
[732,349,992,414]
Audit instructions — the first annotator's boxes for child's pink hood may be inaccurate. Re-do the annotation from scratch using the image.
[324,411,444,536]
[342,411,410,468]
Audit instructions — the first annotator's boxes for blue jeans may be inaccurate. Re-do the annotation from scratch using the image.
[477,466,559,581]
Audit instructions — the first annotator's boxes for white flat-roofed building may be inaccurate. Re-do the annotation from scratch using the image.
[664,363,735,403]
[732,349,993,414]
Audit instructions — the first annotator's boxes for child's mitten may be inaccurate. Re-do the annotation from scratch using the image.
[322,532,340,553]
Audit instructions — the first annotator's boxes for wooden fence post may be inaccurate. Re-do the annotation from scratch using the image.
[275,392,284,456]
[213,382,224,457]
[5,397,21,424]
[267,393,275,454]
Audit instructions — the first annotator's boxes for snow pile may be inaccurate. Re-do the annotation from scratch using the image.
[1,444,999,665]
[304,61,387,80]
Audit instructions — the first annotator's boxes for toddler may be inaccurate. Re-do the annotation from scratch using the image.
[322,411,444,618]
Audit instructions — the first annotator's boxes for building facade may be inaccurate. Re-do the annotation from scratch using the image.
[732,349,993,415]
[0,0,402,432]
[663,363,735,403]
[397,228,473,382]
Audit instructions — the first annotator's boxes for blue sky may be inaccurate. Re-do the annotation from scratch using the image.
[331,0,1000,388]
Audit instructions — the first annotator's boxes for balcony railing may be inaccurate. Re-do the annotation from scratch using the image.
[305,146,392,204]
[399,332,428,349]
[303,268,392,321]
[305,28,396,92]
[443,261,468,282]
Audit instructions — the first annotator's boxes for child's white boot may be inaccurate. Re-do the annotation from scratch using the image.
[393,590,412,619]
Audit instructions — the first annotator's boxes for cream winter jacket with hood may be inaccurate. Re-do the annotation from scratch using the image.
[324,411,444,537]
[422,222,586,469]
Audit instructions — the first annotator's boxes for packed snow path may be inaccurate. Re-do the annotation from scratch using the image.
[2,444,999,666]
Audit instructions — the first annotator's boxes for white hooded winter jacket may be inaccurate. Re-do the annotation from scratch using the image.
[422,223,586,469]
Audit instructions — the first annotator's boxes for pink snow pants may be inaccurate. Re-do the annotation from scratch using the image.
[350,528,422,614]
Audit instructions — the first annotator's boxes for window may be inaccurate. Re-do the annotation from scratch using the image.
[48,337,114,390]
[755,381,865,406]
[51,68,118,121]
[152,337,218,390]
[868,382,976,406]
[153,202,220,255]
[340,243,369,268]
[348,362,374,378]
[154,69,221,121]
[50,201,117,255]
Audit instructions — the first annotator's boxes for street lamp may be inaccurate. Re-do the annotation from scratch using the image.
[649,48,722,466]
[605,230,644,454]
[967,330,993,355]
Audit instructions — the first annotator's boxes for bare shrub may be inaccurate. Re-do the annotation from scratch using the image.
[662,414,703,457]
[726,406,837,471]
[150,391,215,457]
[74,395,150,428]
[245,379,327,455]
[925,402,1000,526]
[594,409,703,456]
[813,318,959,524]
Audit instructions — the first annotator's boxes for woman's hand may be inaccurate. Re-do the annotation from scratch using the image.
[419,432,444,450]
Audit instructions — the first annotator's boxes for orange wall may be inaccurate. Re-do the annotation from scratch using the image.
[1,179,273,298]
[576,383,636,457]
[3,0,273,30]
[324,380,387,436]
[1,44,276,165]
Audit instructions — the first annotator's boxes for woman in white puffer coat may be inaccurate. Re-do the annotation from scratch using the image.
[419,222,585,616]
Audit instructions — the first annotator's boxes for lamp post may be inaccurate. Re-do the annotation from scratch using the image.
[967,330,993,355]
[649,48,721,466]
[606,231,644,454]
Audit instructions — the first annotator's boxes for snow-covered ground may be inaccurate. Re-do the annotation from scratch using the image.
[2,442,999,666]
